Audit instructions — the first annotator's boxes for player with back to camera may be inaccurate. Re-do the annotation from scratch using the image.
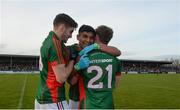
[68,24,121,109]
[77,25,121,109]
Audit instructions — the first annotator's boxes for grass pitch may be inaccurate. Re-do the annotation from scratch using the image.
[0,73,179,109]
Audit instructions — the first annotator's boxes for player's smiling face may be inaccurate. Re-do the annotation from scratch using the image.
[77,32,95,49]
[62,27,74,43]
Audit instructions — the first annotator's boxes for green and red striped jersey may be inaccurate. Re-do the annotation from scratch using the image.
[36,31,70,104]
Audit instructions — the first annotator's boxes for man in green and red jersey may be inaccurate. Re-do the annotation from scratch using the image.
[78,25,121,109]
[35,13,84,109]
[68,25,121,109]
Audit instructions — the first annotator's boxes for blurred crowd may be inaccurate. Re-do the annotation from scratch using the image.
[0,63,38,71]
[122,64,180,73]
[0,62,179,73]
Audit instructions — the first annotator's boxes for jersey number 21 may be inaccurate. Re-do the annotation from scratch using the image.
[87,64,112,89]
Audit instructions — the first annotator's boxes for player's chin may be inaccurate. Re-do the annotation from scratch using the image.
[82,43,89,48]
[63,39,68,43]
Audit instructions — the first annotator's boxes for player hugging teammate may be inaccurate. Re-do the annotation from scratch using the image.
[35,13,121,109]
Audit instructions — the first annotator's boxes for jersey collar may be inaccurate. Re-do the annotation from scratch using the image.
[49,31,60,41]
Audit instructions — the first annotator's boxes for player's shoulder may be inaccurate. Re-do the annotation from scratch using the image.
[89,50,118,60]
[41,38,52,50]
[41,33,61,53]
[43,31,56,44]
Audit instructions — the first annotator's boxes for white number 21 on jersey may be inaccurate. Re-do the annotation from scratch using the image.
[87,64,112,89]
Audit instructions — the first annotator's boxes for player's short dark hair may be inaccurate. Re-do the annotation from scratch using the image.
[78,25,96,37]
[96,25,113,44]
[53,13,78,28]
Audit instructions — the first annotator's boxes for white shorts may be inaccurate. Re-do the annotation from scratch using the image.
[34,99,69,109]
[69,99,79,109]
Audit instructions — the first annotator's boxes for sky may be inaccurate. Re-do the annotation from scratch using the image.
[0,0,180,60]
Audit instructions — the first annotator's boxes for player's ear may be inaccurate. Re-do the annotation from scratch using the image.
[61,24,66,32]
[56,23,65,32]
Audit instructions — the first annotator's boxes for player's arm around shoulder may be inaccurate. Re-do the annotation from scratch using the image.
[99,43,121,56]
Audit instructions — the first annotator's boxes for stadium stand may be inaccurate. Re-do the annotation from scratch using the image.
[120,59,180,74]
[0,54,179,73]
[0,54,39,73]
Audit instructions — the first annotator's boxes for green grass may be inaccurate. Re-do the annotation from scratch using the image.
[114,74,180,109]
[0,74,39,109]
[0,73,180,109]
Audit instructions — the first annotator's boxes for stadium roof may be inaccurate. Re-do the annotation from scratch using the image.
[0,54,39,58]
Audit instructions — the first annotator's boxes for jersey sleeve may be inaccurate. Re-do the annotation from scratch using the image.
[116,59,122,76]
[49,41,65,66]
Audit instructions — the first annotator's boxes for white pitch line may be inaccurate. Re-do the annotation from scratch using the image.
[18,74,28,109]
